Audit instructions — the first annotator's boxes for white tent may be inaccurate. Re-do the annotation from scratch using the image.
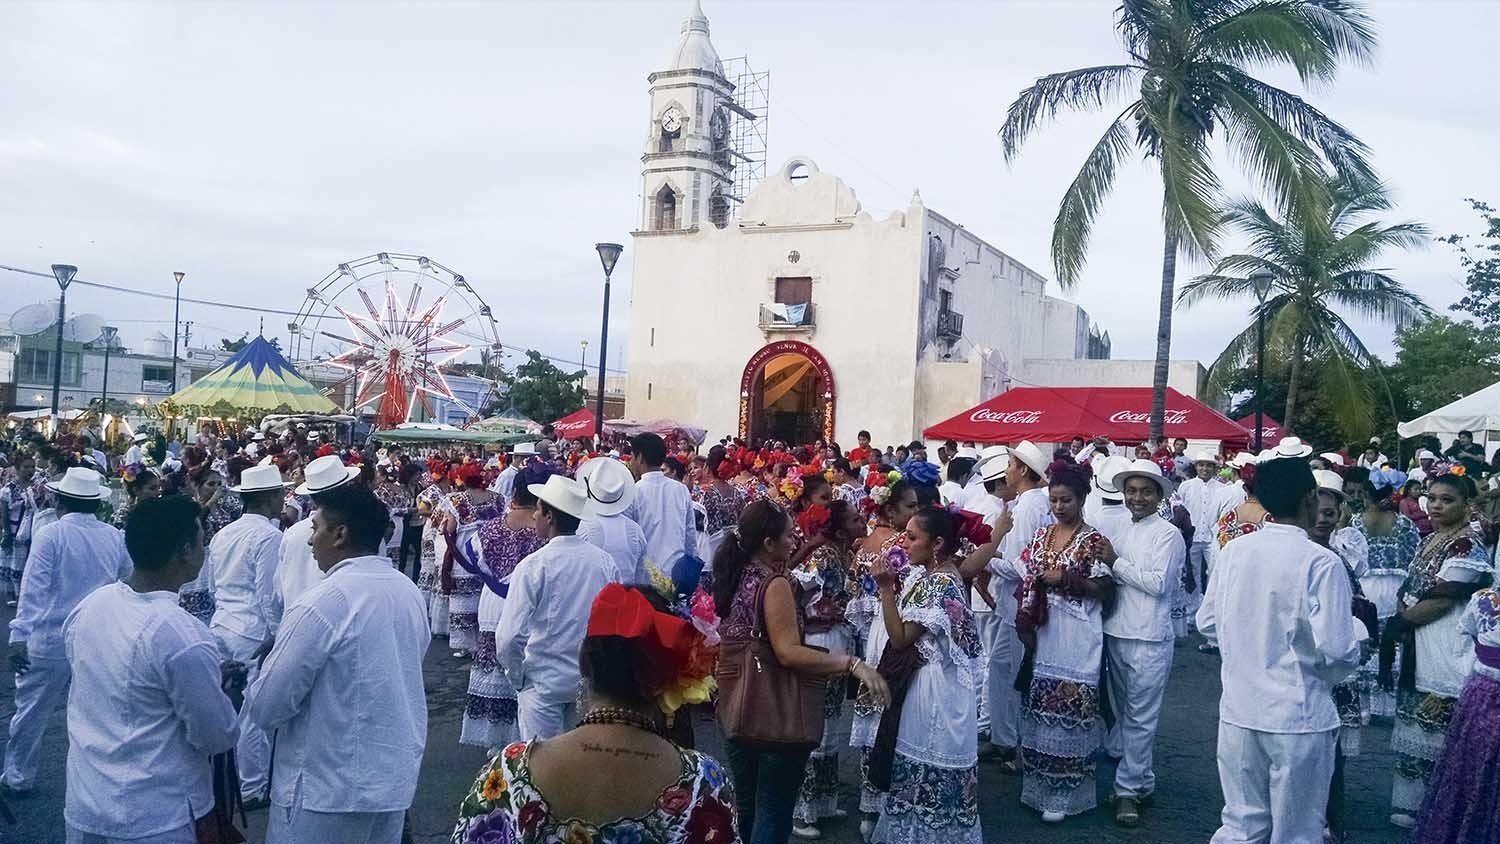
[1398,380,1500,449]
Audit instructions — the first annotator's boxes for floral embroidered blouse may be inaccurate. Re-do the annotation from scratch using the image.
[693,483,745,536]
[451,739,739,844]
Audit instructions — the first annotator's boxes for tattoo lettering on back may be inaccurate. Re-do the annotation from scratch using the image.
[580,741,662,761]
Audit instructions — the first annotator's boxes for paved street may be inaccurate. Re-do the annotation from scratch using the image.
[2,616,1408,843]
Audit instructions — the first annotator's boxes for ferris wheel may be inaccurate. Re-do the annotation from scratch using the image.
[288,252,502,428]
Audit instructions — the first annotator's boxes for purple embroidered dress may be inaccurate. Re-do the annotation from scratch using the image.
[460,517,544,750]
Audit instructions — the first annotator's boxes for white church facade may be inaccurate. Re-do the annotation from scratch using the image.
[624,3,1135,447]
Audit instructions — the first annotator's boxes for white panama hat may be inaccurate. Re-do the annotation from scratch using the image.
[295,454,360,496]
[230,464,292,493]
[47,467,109,501]
[1011,440,1050,480]
[1313,469,1346,500]
[131,432,151,443]
[980,450,1012,482]
[529,474,588,519]
[578,457,636,517]
[1417,449,1437,461]
[1113,458,1174,497]
[953,446,981,461]
[1092,454,1132,495]
[1191,449,1219,464]
[1319,452,1347,467]
[511,442,538,456]
[1228,452,1258,469]
[1266,436,1314,459]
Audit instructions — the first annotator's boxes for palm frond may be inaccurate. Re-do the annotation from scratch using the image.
[1325,271,1433,327]
[1203,320,1264,397]
[1205,252,1296,280]
[1221,197,1304,264]
[1156,115,1222,260]
[1050,106,1139,288]
[1177,273,1257,310]
[1297,0,1379,69]
[1216,82,1330,217]
[1223,69,1375,184]
[1197,1,1337,82]
[1000,65,1142,161]
[1116,0,1172,59]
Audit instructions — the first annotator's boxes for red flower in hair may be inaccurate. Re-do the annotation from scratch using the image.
[315,444,334,458]
[797,503,831,537]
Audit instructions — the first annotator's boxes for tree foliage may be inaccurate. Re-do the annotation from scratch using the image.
[1179,176,1430,432]
[998,0,1377,440]
[1387,317,1500,417]
[1442,198,1500,329]
[220,333,280,353]
[501,350,585,426]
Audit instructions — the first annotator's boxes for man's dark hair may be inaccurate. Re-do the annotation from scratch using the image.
[540,499,581,534]
[1458,429,1473,439]
[126,495,201,571]
[240,487,286,511]
[56,493,100,515]
[858,430,871,440]
[946,457,975,483]
[631,433,667,468]
[831,457,852,475]
[1256,457,1317,519]
[316,483,389,552]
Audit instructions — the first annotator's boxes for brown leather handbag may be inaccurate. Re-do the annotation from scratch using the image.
[715,573,827,750]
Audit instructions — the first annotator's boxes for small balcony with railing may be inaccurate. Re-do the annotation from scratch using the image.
[759,302,816,333]
[936,307,964,340]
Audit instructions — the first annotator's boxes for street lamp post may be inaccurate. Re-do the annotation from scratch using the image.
[593,243,623,450]
[99,326,119,411]
[579,340,589,389]
[49,264,78,416]
[1249,268,1276,453]
[171,271,185,391]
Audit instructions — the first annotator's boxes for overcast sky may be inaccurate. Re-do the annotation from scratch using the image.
[4,0,1496,379]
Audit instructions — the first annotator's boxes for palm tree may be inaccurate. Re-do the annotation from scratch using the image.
[1000,0,1377,441]
[1177,177,1431,432]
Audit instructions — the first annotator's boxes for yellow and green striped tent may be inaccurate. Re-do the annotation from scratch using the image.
[162,335,338,418]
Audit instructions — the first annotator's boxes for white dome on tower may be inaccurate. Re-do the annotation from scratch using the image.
[669,0,722,75]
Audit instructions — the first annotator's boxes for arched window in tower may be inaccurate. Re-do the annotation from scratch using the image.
[655,185,678,230]
[708,189,730,229]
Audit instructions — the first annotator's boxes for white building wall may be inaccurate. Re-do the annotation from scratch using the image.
[1020,358,1208,397]
[625,159,925,445]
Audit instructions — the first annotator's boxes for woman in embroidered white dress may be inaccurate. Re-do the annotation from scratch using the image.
[994,462,1116,823]
[868,507,983,844]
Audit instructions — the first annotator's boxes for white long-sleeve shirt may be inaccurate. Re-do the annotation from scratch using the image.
[246,555,429,813]
[1211,480,1248,522]
[987,486,1054,627]
[490,465,517,503]
[208,513,282,644]
[1104,514,1186,642]
[63,583,238,837]
[1177,477,1222,542]
[579,512,648,585]
[270,514,319,630]
[496,534,617,703]
[10,513,131,657]
[627,471,695,571]
[1196,523,1362,734]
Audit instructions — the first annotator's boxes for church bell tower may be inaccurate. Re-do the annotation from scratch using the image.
[640,0,735,232]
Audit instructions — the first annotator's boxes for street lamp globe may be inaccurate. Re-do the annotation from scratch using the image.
[594,243,623,278]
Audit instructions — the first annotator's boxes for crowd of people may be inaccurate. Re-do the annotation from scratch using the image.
[0,418,1496,844]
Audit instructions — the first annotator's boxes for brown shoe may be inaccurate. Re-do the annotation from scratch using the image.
[1115,796,1140,828]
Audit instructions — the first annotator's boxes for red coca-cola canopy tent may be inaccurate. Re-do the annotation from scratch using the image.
[1235,414,1285,448]
[923,386,1250,445]
[550,408,597,440]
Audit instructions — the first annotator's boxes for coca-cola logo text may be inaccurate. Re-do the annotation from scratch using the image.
[555,419,591,431]
[970,409,1042,425]
[1108,409,1189,425]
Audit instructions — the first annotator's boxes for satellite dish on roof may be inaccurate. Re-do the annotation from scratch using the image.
[9,302,57,336]
[63,314,105,343]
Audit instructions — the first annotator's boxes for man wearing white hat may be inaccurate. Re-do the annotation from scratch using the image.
[124,432,150,467]
[939,446,980,507]
[271,455,362,624]
[1084,455,1133,541]
[1407,449,1438,484]
[490,442,536,504]
[1102,459,1186,827]
[970,440,1054,765]
[3,468,131,794]
[496,474,618,740]
[245,431,266,460]
[577,457,647,585]
[247,483,428,844]
[208,463,292,805]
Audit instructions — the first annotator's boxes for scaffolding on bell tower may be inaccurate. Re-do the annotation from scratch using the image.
[718,56,768,211]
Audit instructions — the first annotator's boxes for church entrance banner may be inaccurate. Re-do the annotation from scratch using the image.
[739,340,835,445]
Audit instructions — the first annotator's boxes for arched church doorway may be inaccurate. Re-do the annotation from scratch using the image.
[738,340,835,445]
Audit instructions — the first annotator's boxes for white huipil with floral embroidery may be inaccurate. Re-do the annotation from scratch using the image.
[872,568,983,844]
